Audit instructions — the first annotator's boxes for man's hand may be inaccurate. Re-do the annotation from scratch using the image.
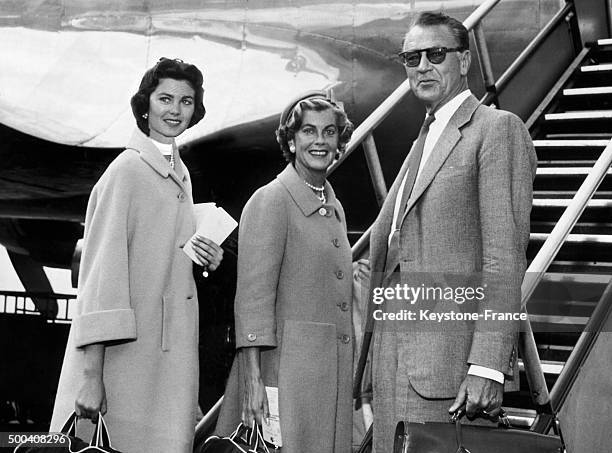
[448,374,503,419]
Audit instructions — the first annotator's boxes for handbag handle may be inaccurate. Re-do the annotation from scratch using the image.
[91,413,113,448]
[59,412,78,437]
[229,423,271,453]
[59,412,113,449]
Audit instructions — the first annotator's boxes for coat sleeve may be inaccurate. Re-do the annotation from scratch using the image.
[468,111,536,375]
[72,157,138,348]
[234,183,288,349]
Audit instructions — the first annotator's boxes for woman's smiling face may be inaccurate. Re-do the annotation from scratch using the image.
[147,78,195,143]
[291,109,339,178]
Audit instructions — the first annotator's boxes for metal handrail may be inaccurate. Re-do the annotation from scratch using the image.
[327,80,413,175]
[491,2,575,99]
[194,396,224,445]
[0,290,75,321]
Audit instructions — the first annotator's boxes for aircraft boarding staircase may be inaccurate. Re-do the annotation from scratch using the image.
[197,1,612,450]
[517,37,612,411]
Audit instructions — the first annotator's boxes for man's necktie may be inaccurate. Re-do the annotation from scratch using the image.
[383,113,435,278]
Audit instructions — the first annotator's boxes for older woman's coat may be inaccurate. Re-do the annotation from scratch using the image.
[50,130,199,453]
[216,164,354,453]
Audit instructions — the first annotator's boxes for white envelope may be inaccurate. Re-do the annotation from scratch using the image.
[263,386,283,447]
[183,203,237,264]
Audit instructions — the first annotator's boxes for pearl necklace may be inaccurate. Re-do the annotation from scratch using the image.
[303,180,326,204]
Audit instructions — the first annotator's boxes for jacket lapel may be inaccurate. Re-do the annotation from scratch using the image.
[277,164,324,217]
[401,95,480,224]
[127,129,188,192]
[369,150,412,283]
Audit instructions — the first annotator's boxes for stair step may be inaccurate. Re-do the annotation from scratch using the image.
[581,63,612,72]
[545,133,612,139]
[533,139,610,147]
[537,344,574,352]
[540,272,611,284]
[535,167,612,176]
[532,198,612,208]
[563,86,612,96]
[547,260,612,273]
[538,160,595,166]
[534,190,612,198]
[531,221,612,236]
[504,409,536,428]
[530,232,612,244]
[529,314,589,325]
[545,110,612,121]
[529,300,597,319]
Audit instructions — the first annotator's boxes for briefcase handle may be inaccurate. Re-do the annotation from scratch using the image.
[449,407,510,453]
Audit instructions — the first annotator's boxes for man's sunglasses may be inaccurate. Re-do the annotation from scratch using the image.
[398,46,465,67]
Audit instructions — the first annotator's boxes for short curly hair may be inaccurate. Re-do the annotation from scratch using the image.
[276,91,354,163]
[130,58,206,135]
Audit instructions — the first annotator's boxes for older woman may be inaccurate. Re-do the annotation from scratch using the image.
[216,90,355,452]
[50,58,223,453]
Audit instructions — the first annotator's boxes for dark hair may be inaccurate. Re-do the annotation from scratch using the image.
[130,58,206,135]
[276,91,354,163]
[410,11,469,51]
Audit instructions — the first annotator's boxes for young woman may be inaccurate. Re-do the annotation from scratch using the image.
[51,58,223,453]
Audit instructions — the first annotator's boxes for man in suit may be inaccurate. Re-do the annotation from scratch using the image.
[366,12,537,452]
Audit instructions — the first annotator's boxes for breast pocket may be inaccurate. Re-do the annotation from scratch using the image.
[436,164,471,178]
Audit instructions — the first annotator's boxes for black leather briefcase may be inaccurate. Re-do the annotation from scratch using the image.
[394,411,564,453]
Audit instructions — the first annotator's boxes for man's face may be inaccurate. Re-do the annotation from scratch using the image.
[402,24,471,113]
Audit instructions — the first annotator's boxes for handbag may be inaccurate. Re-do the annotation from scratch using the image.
[198,423,272,453]
[14,412,122,453]
[394,410,564,453]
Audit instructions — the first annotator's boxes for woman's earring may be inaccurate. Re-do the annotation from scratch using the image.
[289,143,295,153]
[335,150,341,160]
[142,113,148,119]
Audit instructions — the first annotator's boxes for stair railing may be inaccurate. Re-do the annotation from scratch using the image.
[550,266,612,412]
[520,139,612,417]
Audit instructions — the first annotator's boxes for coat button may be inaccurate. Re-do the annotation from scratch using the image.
[178,192,186,202]
[332,238,340,248]
[338,334,350,344]
[247,333,257,342]
[318,207,327,216]
[336,270,344,279]
[340,302,349,311]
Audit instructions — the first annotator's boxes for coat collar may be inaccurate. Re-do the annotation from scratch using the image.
[277,163,339,217]
[401,94,480,223]
[126,129,187,188]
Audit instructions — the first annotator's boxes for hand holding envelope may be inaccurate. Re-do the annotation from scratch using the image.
[183,203,238,276]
